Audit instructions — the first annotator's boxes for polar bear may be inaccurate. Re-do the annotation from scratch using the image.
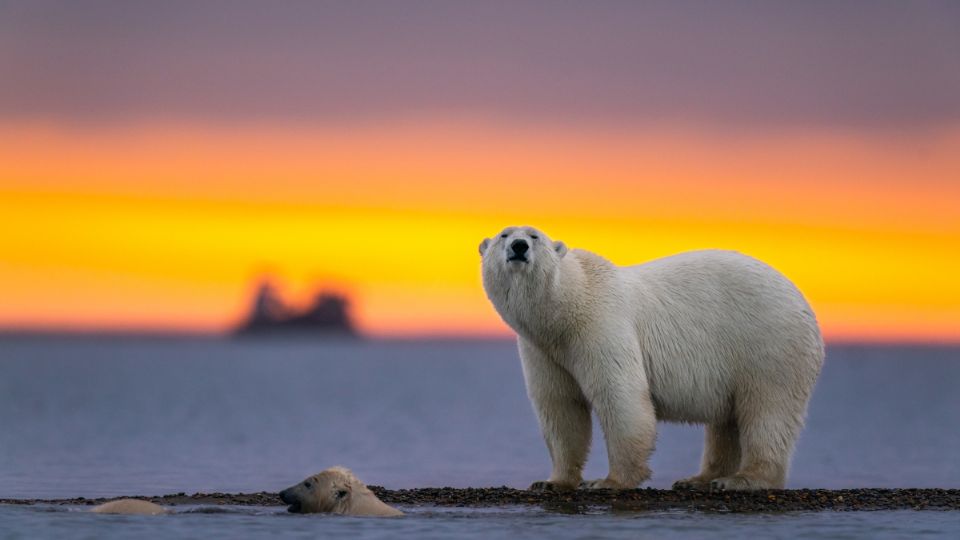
[480,226,824,491]
[279,467,402,517]
[91,499,168,515]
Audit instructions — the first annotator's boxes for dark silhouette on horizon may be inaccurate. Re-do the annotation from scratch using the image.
[234,280,358,338]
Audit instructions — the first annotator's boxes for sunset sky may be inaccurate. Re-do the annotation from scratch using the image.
[1,1,958,341]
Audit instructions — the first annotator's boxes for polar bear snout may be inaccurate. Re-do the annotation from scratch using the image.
[481,226,568,280]
[508,239,530,262]
[278,487,302,512]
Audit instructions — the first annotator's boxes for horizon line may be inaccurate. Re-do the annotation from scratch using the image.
[2,327,959,348]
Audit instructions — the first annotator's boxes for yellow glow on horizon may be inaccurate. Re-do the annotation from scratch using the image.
[1,121,958,342]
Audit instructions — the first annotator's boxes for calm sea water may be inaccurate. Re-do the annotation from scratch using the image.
[1,337,958,538]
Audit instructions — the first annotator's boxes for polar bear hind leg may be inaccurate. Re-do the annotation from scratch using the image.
[710,387,806,491]
[673,420,742,490]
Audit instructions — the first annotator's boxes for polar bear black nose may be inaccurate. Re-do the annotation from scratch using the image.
[511,239,529,256]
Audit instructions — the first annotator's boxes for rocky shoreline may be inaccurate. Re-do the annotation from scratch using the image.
[3,488,959,512]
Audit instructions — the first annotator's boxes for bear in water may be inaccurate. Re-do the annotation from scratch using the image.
[279,467,402,516]
[91,499,167,515]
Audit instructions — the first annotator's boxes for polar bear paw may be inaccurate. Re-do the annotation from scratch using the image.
[672,476,712,491]
[529,480,577,492]
[710,475,763,492]
[579,478,628,490]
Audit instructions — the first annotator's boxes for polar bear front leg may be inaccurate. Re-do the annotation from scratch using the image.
[575,341,656,490]
[520,339,592,491]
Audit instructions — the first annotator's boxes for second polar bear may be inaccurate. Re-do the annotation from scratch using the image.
[92,499,168,515]
[480,226,823,491]
[279,467,402,517]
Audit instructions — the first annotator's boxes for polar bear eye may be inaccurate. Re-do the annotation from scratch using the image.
[530,235,539,240]
[304,481,311,488]
[500,234,508,238]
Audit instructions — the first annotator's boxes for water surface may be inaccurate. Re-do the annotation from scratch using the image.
[1,337,957,538]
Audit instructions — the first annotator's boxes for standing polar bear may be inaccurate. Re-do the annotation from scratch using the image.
[480,226,823,491]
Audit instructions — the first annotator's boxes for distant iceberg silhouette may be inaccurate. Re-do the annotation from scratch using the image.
[234,280,358,337]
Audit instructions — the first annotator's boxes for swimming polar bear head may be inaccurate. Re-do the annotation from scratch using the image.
[479,225,567,276]
[279,467,402,517]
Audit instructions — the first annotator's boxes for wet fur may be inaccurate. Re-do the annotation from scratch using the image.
[279,467,402,517]
[92,499,167,515]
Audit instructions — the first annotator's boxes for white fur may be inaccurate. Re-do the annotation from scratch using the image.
[91,499,167,515]
[279,467,403,517]
[480,226,824,491]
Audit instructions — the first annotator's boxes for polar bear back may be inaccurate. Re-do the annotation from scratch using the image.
[91,499,167,515]
[617,249,823,424]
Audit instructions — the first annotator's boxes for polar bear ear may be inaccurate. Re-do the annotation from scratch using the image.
[553,241,567,257]
[479,238,490,256]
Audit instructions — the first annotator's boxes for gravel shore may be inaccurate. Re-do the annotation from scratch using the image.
[3,488,959,512]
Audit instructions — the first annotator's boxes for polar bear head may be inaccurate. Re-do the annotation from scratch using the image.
[480,226,574,336]
[279,467,355,514]
[279,467,402,516]
[479,226,567,277]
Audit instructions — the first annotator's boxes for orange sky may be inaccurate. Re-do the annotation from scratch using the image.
[1,121,959,342]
